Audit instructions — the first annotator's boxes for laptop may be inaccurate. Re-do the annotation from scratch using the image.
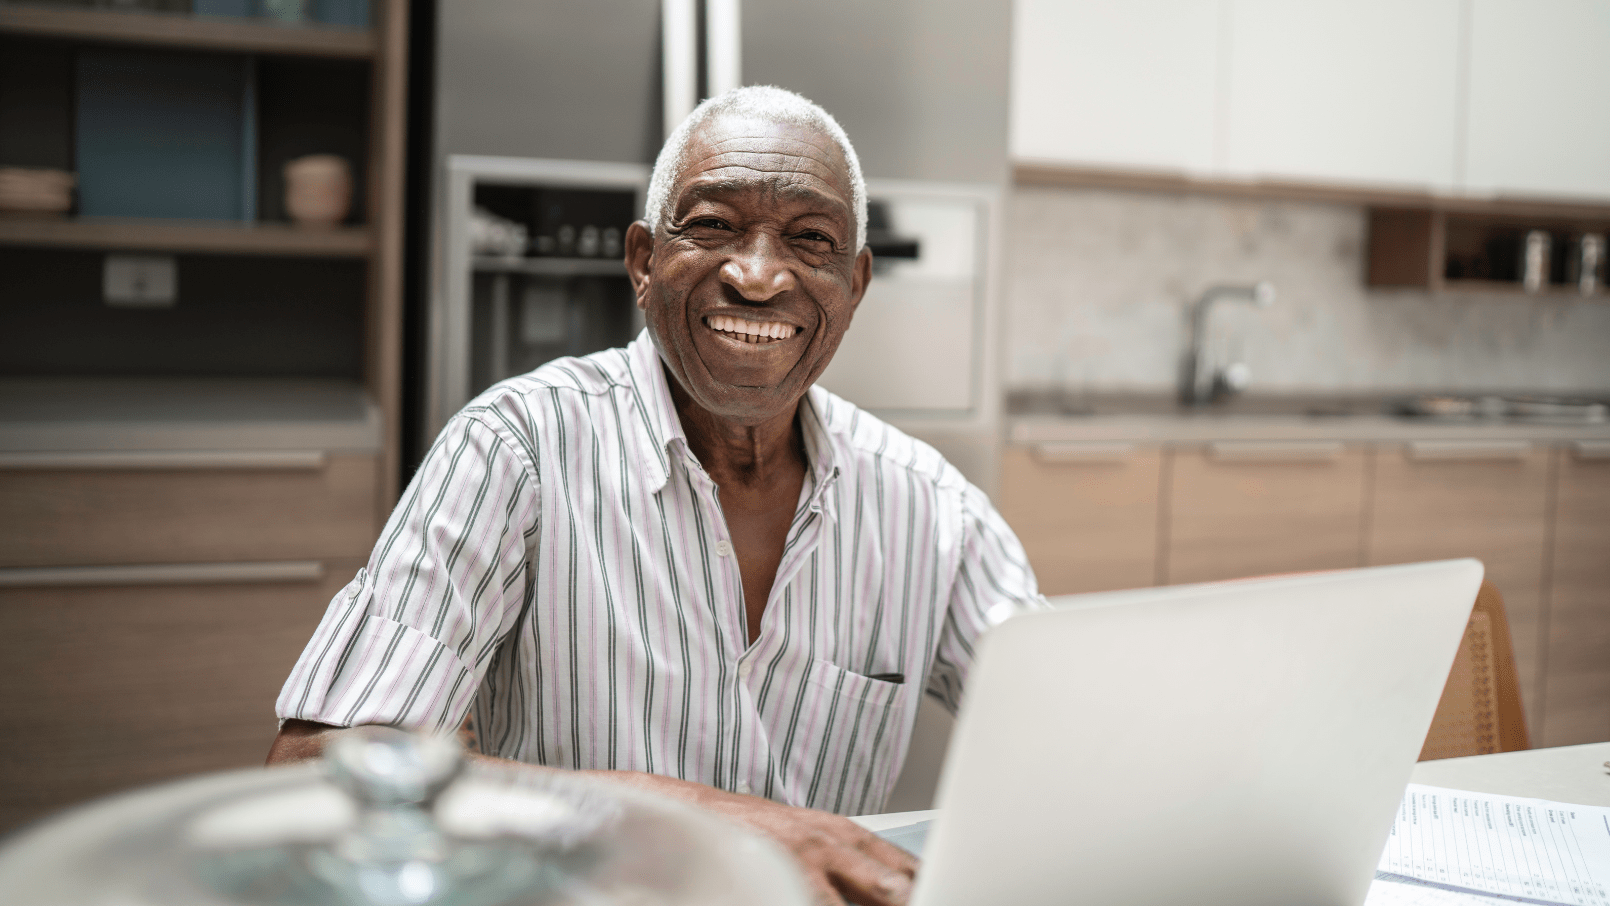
[902,558,1483,906]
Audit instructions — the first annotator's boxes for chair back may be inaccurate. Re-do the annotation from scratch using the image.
[1418,579,1530,760]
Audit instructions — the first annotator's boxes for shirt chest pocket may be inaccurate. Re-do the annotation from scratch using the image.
[777,657,909,816]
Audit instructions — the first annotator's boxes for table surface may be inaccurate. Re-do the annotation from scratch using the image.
[851,741,1610,833]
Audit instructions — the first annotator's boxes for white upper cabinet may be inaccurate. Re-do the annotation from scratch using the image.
[1011,0,1610,204]
[1464,0,1610,201]
[1222,0,1461,191]
[1010,0,1220,175]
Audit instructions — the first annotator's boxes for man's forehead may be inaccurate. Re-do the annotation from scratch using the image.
[673,116,853,215]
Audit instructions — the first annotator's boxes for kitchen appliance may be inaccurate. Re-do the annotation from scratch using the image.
[429,156,647,443]
[1392,394,1607,423]
[0,727,808,906]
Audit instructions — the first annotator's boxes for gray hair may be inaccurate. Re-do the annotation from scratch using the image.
[644,85,868,252]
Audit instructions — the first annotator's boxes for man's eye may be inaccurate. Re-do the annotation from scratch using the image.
[795,231,835,245]
[690,218,730,230]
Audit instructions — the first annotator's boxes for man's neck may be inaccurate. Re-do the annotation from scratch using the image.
[666,368,807,491]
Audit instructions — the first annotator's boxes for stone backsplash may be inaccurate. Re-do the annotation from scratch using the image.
[1004,186,1610,396]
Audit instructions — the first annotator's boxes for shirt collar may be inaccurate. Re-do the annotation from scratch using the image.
[625,330,843,511]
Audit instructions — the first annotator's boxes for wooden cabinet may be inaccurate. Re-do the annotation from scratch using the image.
[1541,443,1610,747]
[1166,443,1368,584]
[1004,435,1606,748]
[998,444,1162,595]
[0,561,360,832]
[0,454,380,568]
[1362,442,1552,734]
[0,4,407,833]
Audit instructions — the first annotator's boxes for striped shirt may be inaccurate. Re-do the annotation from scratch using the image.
[277,331,1044,816]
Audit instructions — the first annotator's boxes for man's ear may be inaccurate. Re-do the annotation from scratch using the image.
[849,246,874,312]
[624,220,655,310]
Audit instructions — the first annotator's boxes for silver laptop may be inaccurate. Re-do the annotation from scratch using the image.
[910,558,1483,906]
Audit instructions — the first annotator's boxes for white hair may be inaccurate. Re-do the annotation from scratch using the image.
[644,85,867,252]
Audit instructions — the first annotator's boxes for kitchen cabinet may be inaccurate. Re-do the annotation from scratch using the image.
[1541,443,1610,747]
[1012,0,1610,205]
[1003,431,1605,749]
[1362,443,1552,737]
[1221,0,1460,191]
[1009,0,1218,175]
[997,444,1163,595]
[1165,443,1368,584]
[1464,0,1610,202]
[0,3,407,834]
[0,561,358,833]
[0,453,379,568]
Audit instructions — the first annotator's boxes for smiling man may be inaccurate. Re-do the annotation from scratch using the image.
[269,86,1043,906]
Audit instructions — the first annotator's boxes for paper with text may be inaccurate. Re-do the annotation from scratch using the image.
[1376,784,1610,906]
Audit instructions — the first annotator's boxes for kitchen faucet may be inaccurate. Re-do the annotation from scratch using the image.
[1179,281,1276,406]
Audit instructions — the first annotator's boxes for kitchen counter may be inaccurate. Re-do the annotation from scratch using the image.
[1008,392,1610,445]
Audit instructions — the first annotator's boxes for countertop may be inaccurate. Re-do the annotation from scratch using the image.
[1008,391,1610,445]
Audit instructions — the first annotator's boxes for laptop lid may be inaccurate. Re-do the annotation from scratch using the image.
[912,559,1483,906]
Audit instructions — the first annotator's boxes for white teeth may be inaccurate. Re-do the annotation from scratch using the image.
[707,315,794,343]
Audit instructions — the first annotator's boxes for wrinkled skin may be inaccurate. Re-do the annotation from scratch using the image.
[628,114,873,430]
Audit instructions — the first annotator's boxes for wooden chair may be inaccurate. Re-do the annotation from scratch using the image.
[1418,579,1530,760]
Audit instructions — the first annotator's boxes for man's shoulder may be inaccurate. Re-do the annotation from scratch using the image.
[460,347,635,420]
[808,386,966,494]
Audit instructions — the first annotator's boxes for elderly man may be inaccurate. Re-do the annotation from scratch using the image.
[268,85,1043,905]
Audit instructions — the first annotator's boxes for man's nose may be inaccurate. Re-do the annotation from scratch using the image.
[719,232,796,302]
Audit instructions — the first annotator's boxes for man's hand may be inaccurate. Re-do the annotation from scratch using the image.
[268,721,917,905]
[604,772,918,906]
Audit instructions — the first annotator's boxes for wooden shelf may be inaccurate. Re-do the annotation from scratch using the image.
[0,3,374,58]
[473,255,627,277]
[0,216,373,257]
[1441,279,1604,299]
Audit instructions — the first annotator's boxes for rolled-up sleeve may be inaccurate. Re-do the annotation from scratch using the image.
[277,413,539,733]
[925,482,1048,713]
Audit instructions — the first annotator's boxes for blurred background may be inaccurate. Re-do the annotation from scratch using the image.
[0,0,1606,831]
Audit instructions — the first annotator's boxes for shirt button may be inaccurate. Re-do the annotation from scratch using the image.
[715,539,733,558]
[736,781,752,795]
[738,661,753,681]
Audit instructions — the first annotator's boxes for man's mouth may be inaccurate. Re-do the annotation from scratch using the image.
[704,314,799,345]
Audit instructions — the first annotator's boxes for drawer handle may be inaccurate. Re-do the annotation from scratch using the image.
[1208,442,1343,462]
[0,561,325,588]
[0,450,327,470]
[1573,441,1610,461]
[1032,442,1136,464]
[1408,441,1532,462]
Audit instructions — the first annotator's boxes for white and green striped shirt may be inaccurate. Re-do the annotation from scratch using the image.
[277,331,1044,816]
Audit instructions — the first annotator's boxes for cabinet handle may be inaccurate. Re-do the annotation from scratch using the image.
[1207,442,1343,462]
[0,561,325,588]
[1032,442,1136,464]
[1407,441,1532,462]
[1573,441,1610,461]
[0,450,327,470]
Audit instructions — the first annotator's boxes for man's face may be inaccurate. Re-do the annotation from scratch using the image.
[626,115,873,427]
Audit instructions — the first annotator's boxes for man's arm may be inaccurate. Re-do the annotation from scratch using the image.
[267,719,917,906]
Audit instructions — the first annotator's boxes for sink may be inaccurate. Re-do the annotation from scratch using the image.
[1007,390,1375,419]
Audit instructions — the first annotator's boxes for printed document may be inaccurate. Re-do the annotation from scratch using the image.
[1369,784,1610,906]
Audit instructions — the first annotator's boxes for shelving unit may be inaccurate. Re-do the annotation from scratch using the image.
[0,216,373,256]
[0,3,375,57]
[0,0,408,833]
[1366,203,1610,296]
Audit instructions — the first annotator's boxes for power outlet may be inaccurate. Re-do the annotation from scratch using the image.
[104,254,177,307]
